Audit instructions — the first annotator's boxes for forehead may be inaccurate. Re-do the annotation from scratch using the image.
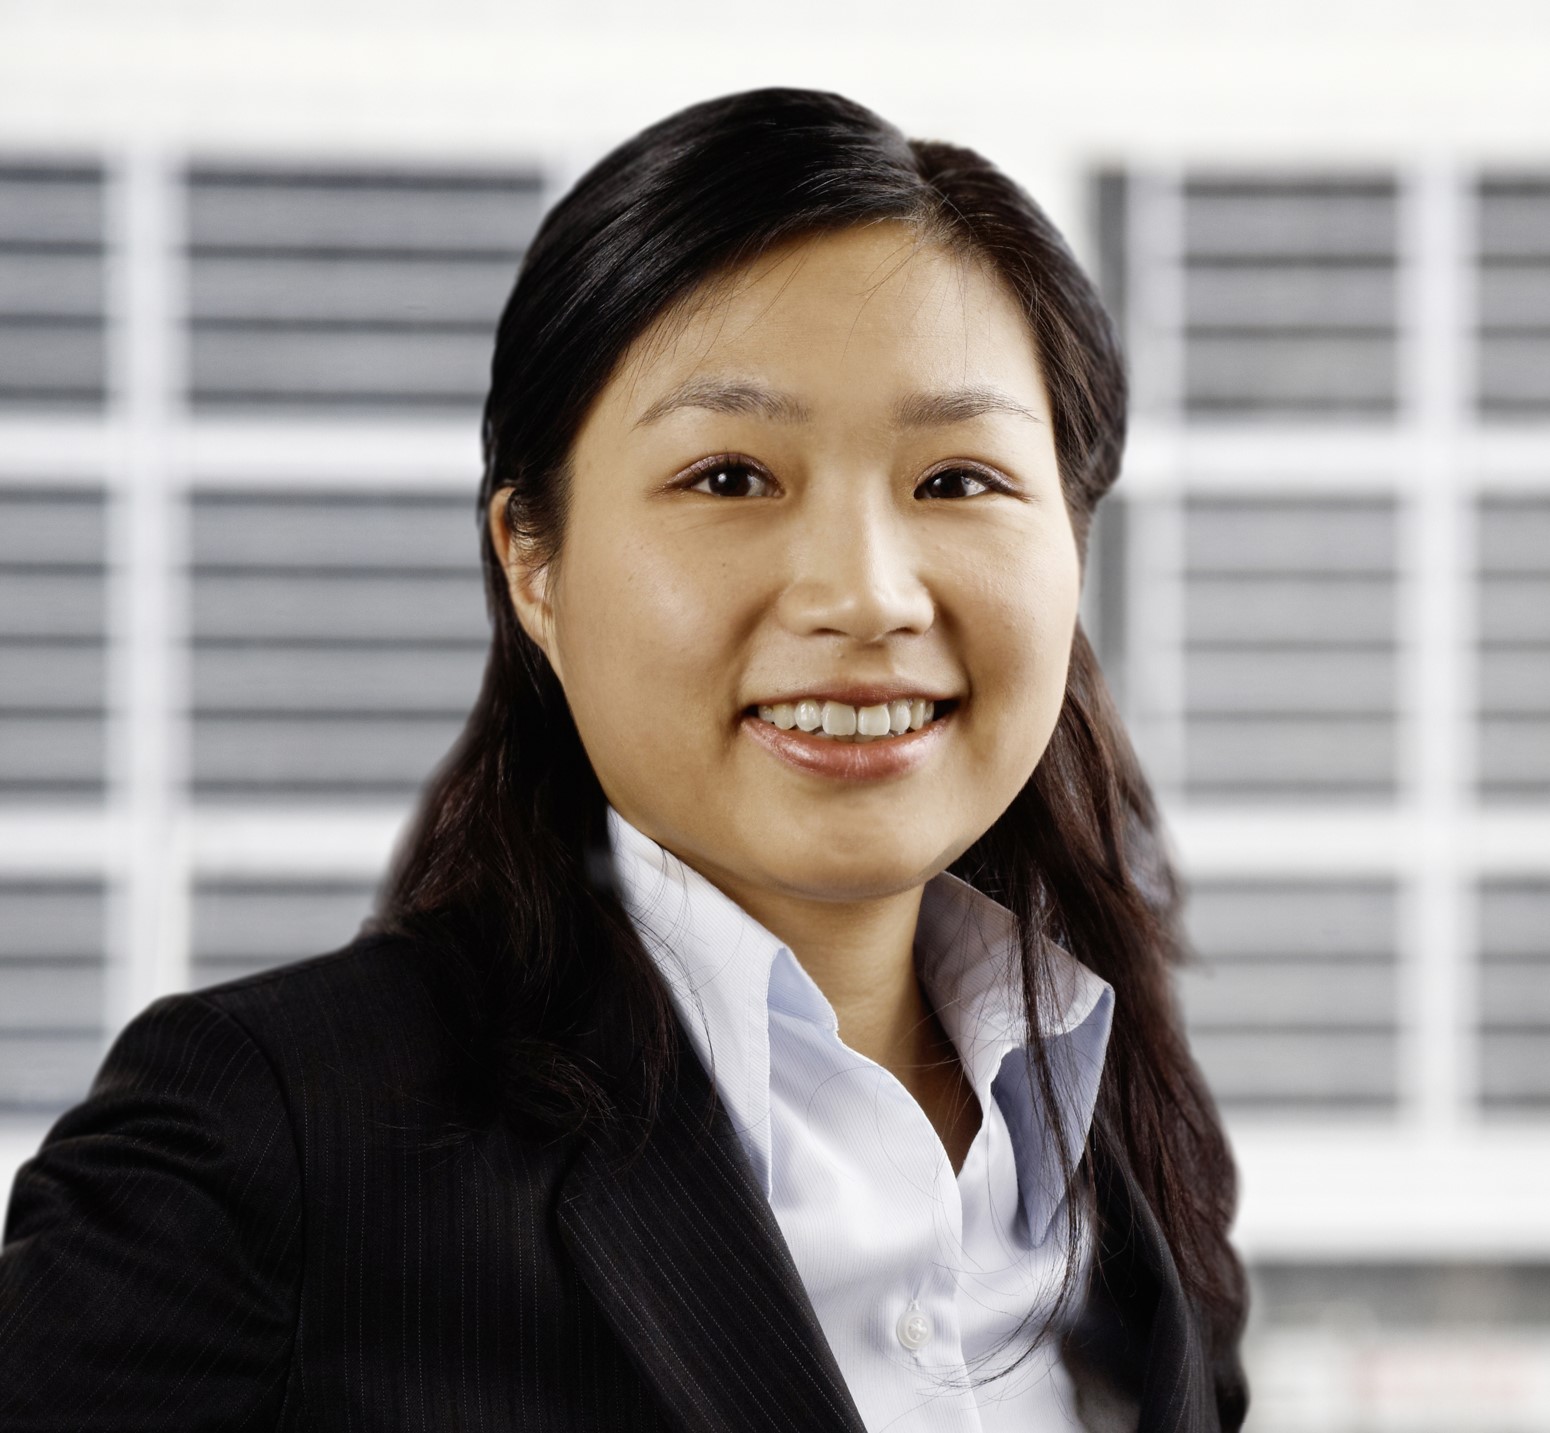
[604,222,1047,423]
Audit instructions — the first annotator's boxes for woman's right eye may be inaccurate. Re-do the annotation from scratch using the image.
[683,458,775,498]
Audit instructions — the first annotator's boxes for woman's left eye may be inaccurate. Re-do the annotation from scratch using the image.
[916,467,999,500]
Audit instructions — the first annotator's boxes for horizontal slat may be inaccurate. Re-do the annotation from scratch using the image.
[0,174,103,246]
[0,1035,101,1111]
[1480,719,1550,791]
[0,883,103,957]
[1188,881,1397,958]
[0,325,106,399]
[1479,337,1550,411]
[189,254,518,324]
[1183,193,1397,259]
[188,328,489,407]
[1185,499,1395,572]
[1480,649,1550,712]
[189,573,484,641]
[0,643,105,709]
[1481,961,1550,1025]
[190,493,478,569]
[1479,498,1550,573]
[1478,185,1550,261]
[191,714,461,791]
[0,715,105,787]
[1191,1030,1397,1105]
[192,881,376,964]
[1185,717,1396,791]
[1179,961,1395,1027]
[186,174,542,252]
[1183,265,1396,329]
[1186,576,1395,643]
[1481,883,1550,955]
[1185,334,1397,412]
[0,253,105,318]
[1479,265,1550,329]
[0,961,103,1028]
[0,572,105,637]
[192,643,483,713]
[1480,1033,1550,1107]
[1480,578,1550,641]
[0,490,106,561]
[1186,649,1395,715]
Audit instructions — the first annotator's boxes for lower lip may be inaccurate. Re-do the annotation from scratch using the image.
[739,707,955,782]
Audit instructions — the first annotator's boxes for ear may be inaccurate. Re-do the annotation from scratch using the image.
[487,487,563,680]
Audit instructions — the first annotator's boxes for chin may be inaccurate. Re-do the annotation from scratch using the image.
[758,842,951,902]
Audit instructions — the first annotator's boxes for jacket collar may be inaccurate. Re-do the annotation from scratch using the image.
[556,1033,868,1433]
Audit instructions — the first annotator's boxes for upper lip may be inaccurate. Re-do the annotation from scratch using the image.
[745,683,960,709]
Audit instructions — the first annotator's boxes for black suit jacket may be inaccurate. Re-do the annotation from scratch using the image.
[0,933,1246,1431]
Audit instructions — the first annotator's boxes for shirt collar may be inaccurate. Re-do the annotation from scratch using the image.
[606,805,787,1193]
[606,805,1114,1241]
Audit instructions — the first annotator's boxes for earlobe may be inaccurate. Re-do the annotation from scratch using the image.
[487,488,561,675]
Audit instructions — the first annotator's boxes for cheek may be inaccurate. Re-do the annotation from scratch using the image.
[963,531,1081,741]
[552,517,743,730]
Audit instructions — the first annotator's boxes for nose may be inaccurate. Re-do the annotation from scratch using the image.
[775,485,935,643]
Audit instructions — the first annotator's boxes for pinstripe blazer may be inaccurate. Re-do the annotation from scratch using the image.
[0,932,1246,1432]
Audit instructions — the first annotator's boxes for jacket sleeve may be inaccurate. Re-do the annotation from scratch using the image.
[0,992,302,1430]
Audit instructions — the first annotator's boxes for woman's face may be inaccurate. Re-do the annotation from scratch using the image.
[493,221,1080,910]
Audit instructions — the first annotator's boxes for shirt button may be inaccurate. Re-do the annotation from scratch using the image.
[896,1303,933,1351]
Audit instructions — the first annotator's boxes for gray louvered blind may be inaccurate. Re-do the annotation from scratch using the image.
[186,164,542,411]
[1183,497,1399,802]
[1479,881,1550,1111]
[1478,495,1550,801]
[0,881,105,1112]
[189,489,486,801]
[0,160,107,410]
[1181,176,1400,418]
[192,878,377,988]
[1477,175,1550,418]
[1181,880,1400,1112]
[0,488,108,801]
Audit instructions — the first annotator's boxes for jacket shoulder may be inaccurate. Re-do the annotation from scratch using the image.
[1,987,303,1428]
[194,930,453,1074]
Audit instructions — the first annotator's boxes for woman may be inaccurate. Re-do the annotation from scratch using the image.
[0,88,1247,1430]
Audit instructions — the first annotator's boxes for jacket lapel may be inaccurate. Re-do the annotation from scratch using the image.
[557,1043,867,1433]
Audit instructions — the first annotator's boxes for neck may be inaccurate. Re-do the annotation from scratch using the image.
[704,873,982,1172]
[720,878,929,1064]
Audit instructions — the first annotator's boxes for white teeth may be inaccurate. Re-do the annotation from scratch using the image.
[821,701,858,737]
[753,696,946,742]
[856,703,891,737]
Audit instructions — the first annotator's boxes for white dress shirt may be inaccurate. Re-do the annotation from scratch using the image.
[606,805,1115,1433]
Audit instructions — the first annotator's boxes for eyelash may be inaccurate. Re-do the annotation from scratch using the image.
[678,453,1013,500]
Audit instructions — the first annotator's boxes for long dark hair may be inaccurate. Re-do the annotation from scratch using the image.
[371,86,1245,1364]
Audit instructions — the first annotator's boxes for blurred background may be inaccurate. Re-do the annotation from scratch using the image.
[1,1,1548,1426]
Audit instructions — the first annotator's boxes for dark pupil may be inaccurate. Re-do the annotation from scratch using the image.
[710,464,753,496]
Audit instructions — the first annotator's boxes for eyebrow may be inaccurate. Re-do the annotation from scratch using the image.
[631,377,1043,430]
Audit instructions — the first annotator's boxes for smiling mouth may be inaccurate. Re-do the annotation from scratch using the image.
[742,697,960,744]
